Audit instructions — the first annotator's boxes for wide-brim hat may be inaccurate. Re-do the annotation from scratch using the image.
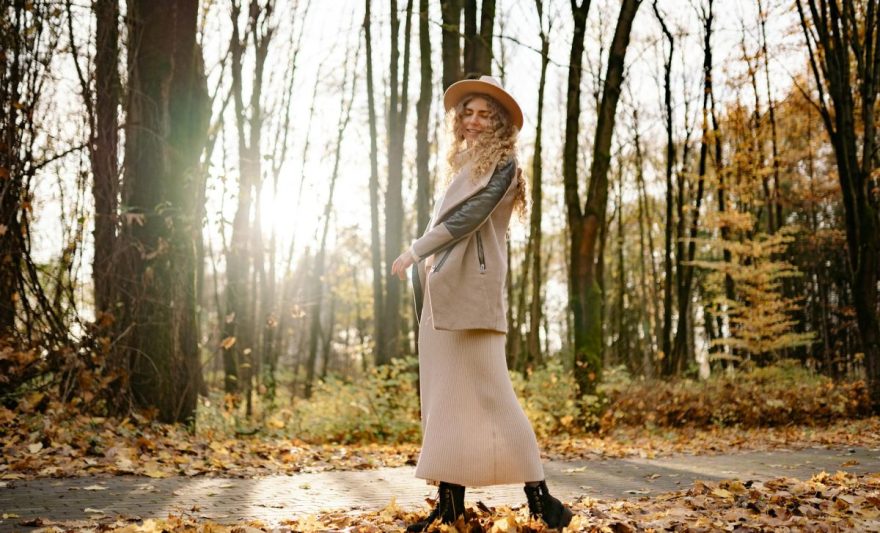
[443,75,524,130]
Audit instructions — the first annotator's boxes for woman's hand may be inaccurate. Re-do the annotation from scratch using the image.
[390,248,416,280]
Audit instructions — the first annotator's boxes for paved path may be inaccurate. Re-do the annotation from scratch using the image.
[0,447,877,531]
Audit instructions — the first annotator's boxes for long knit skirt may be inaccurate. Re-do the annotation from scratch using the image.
[414,280,545,487]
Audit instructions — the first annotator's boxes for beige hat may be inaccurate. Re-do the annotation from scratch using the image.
[443,75,524,130]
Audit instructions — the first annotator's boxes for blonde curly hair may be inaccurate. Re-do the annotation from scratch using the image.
[445,94,528,218]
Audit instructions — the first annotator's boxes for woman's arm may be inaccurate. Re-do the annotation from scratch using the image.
[411,159,516,260]
[390,159,516,280]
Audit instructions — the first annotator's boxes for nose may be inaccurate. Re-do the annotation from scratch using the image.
[465,114,483,128]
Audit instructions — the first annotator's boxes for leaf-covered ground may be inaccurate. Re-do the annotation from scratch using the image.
[2,400,879,480]
[11,471,880,531]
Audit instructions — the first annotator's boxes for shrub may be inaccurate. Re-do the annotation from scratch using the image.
[511,360,606,436]
[288,357,422,444]
[600,359,870,430]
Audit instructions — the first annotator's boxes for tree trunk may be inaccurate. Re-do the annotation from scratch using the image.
[567,0,642,397]
[463,0,495,75]
[563,0,591,389]
[414,0,432,351]
[223,0,251,396]
[93,0,120,319]
[653,1,675,370]
[122,0,208,423]
[669,0,714,374]
[440,0,463,88]
[795,0,880,409]
[380,0,413,364]
[614,175,626,368]
[526,0,550,368]
[632,112,655,377]
[305,49,357,397]
[757,0,783,232]
[363,0,385,367]
[0,2,30,335]
[320,292,337,379]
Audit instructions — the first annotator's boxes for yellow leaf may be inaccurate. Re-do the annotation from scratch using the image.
[711,488,733,499]
[144,468,170,479]
[220,336,236,350]
[115,456,135,472]
[491,516,519,533]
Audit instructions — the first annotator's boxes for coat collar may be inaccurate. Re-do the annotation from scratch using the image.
[428,156,497,230]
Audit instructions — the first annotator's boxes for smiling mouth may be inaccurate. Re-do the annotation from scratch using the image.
[466,129,482,135]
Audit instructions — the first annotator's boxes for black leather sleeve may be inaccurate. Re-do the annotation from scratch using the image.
[417,160,516,259]
[442,159,516,237]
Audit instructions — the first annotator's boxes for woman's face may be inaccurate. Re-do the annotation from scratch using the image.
[460,96,492,145]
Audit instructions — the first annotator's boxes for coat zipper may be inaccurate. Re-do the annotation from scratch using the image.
[432,247,453,272]
[476,231,486,273]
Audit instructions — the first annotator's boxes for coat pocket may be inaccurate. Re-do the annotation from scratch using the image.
[476,230,486,273]
[432,247,453,273]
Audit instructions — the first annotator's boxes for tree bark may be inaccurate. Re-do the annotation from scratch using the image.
[122,0,209,423]
[440,0,463,88]
[653,1,675,370]
[669,0,714,374]
[526,0,551,367]
[380,0,413,364]
[632,110,656,377]
[796,0,880,409]
[563,0,592,390]
[363,0,385,367]
[414,0,432,351]
[93,0,120,319]
[305,50,358,396]
[566,0,642,397]
[463,0,495,75]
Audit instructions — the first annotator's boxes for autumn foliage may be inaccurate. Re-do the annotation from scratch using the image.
[601,360,870,430]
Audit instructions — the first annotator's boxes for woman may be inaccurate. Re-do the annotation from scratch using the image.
[391,76,573,531]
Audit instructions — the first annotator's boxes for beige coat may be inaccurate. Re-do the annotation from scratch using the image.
[411,157,520,333]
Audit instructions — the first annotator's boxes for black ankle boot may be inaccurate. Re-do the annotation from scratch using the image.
[406,482,466,532]
[524,480,573,529]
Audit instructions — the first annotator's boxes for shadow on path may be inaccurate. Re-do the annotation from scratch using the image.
[0,446,876,530]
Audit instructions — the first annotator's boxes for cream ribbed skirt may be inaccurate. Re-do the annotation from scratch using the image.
[414,280,545,487]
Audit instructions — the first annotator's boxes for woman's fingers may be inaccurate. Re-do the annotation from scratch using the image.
[390,251,412,279]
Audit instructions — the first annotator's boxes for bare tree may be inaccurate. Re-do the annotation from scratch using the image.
[93,0,120,320]
[653,0,675,369]
[524,0,553,369]
[363,0,385,366]
[667,0,715,375]
[440,0,463,88]
[414,0,433,350]
[305,44,359,397]
[565,0,642,396]
[796,0,880,408]
[380,0,414,364]
[463,0,495,74]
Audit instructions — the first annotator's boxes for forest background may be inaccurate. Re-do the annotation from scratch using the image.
[1,0,878,454]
